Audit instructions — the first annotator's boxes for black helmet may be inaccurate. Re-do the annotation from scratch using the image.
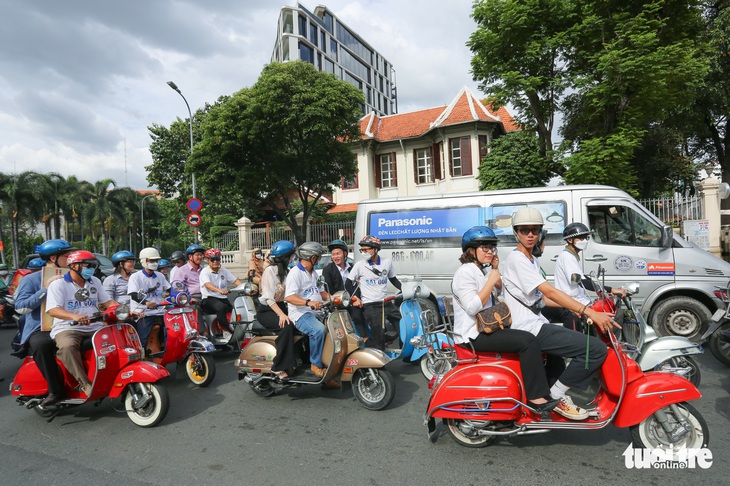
[170,251,185,263]
[327,239,348,253]
[562,222,591,240]
[358,235,381,250]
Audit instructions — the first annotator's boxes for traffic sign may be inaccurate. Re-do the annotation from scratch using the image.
[186,198,203,212]
[187,212,201,227]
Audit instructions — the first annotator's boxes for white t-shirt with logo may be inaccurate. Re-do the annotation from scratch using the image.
[285,263,323,322]
[127,269,171,317]
[501,249,549,336]
[200,266,237,299]
[348,256,396,303]
[47,273,112,339]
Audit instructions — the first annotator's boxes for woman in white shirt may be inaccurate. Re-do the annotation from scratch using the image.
[258,240,296,330]
[452,226,557,412]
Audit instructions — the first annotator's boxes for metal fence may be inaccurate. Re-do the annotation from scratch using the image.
[211,230,239,252]
[250,220,355,251]
[637,194,703,226]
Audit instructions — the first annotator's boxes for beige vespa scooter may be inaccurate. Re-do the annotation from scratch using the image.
[234,291,395,410]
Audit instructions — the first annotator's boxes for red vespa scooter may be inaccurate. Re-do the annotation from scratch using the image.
[10,289,171,427]
[424,312,709,455]
[145,280,217,386]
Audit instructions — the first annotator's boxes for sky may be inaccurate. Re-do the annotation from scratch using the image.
[0,0,484,191]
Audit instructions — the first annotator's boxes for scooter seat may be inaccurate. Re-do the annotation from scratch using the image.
[251,321,279,336]
[454,343,520,362]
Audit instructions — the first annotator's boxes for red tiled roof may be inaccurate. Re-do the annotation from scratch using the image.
[358,87,518,142]
[327,203,358,214]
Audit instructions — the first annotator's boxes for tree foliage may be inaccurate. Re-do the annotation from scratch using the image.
[478,131,554,190]
[469,0,711,197]
[188,61,364,244]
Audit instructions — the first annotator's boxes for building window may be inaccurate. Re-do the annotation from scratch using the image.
[330,38,337,61]
[449,136,473,177]
[298,42,314,65]
[309,22,318,46]
[298,14,307,37]
[375,153,397,188]
[414,148,433,184]
[342,172,358,189]
[478,135,488,165]
[283,11,293,34]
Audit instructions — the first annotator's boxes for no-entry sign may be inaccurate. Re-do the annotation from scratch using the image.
[187,212,201,227]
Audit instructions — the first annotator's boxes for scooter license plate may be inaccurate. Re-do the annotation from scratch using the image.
[711,308,725,322]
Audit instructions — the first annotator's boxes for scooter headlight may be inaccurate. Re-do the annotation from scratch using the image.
[176,293,190,306]
[115,304,130,321]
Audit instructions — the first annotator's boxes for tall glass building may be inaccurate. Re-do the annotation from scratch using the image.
[271,3,398,116]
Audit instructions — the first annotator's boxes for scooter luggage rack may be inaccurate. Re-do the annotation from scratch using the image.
[422,301,457,366]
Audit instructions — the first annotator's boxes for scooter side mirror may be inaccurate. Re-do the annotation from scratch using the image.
[625,282,639,296]
[570,273,582,285]
[317,275,328,293]
[74,288,90,302]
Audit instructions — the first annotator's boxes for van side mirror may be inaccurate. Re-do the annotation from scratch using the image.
[660,225,673,249]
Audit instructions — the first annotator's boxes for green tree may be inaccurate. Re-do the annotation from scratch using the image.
[82,179,131,255]
[189,61,364,244]
[478,130,554,190]
[0,171,51,267]
[469,0,573,174]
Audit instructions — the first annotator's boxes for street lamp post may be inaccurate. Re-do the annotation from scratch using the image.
[166,80,198,243]
[141,194,158,248]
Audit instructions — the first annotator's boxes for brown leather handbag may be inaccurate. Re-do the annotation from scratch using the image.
[453,287,512,334]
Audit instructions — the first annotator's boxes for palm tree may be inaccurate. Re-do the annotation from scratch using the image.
[83,179,131,255]
[0,171,51,267]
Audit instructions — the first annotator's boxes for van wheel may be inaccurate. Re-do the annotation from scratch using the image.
[650,297,711,343]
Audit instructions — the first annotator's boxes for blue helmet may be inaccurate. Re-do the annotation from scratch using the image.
[270,240,296,262]
[158,258,172,269]
[28,258,47,269]
[461,226,498,252]
[38,239,75,260]
[185,244,205,257]
[111,250,136,266]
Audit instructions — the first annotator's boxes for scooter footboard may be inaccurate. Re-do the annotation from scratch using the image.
[340,348,391,381]
[612,373,702,427]
[108,362,170,399]
[426,362,524,421]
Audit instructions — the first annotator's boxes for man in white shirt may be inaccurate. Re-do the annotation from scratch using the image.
[48,250,117,397]
[347,235,402,351]
[285,242,330,378]
[128,247,170,353]
[200,247,243,337]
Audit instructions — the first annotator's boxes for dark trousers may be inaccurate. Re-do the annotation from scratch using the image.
[362,301,401,350]
[470,329,550,400]
[136,315,165,350]
[348,306,368,341]
[28,331,64,395]
[542,307,584,333]
[535,324,607,390]
[257,303,287,331]
[201,297,233,333]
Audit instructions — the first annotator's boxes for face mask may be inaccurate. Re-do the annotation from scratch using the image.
[574,239,589,251]
[80,267,95,280]
[147,263,159,271]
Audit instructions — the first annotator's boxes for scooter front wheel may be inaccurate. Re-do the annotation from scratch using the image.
[420,353,452,381]
[708,322,730,366]
[630,402,709,454]
[351,368,395,410]
[444,419,497,448]
[185,353,216,387]
[124,383,170,428]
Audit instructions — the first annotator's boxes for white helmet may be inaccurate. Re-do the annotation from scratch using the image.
[511,207,544,227]
[139,247,161,270]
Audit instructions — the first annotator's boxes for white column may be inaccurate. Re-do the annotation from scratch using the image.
[701,177,722,258]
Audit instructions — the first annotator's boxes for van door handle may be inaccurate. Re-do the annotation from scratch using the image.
[551,256,558,262]
[585,255,607,262]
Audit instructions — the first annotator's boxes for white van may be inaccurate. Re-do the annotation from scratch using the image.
[353,184,730,341]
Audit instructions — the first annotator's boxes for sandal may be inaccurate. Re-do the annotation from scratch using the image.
[273,371,288,381]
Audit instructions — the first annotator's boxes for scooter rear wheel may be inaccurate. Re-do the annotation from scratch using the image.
[630,402,709,454]
[125,383,170,428]
[185,353,216,387]
[708,322,730,367]
[444,419,497,448]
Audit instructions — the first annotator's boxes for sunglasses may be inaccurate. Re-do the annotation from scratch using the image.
[477,244,497,252]
[517,227,543,236]
[208,257,221,262]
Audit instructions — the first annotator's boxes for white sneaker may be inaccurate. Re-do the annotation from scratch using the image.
[554,396,589,420]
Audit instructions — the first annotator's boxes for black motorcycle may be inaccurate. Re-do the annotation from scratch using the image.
[701,281,730,366]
